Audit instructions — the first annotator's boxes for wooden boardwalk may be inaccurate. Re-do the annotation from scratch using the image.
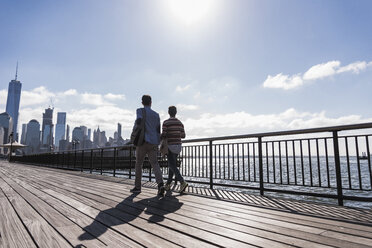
[1,161,372,248]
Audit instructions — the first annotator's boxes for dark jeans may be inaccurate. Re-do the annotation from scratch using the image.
[166,149,184,185]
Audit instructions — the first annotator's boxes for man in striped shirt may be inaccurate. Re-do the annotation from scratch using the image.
[161,106,188,193]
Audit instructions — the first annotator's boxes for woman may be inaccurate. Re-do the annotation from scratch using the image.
[161,106,188,193]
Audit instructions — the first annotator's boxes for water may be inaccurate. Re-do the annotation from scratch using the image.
[88,155,372,209]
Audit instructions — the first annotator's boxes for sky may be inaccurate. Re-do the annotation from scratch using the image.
[1,0,372,139]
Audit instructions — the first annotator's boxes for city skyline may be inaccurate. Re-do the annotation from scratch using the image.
[1,1,372,139]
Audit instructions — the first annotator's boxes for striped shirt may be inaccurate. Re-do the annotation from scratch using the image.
[161,117,185,145]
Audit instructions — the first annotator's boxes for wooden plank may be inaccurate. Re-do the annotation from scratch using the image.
[0,172,107,248]
[0,186,36,248]
[9,166,366,248]
[3,162,372,248]
[52,180,335,248]
[39,172,371,248]
[40,180,291,248]
[17,172,260,248]
[31,168,372,248]
[37,187,182,248]
[0,171,146,248]
[0,177,71,248]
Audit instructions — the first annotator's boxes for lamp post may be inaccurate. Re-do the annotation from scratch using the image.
[72,139,80,150]
[9,132,13,162]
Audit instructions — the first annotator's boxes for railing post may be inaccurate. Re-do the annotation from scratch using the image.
[113,148,117,177]
[81,150,84,172]
[100,149,103,175]
[209,140,213,189]
[74,150,76,169]
[129,147,132,179]
[90,149,93,173]
[333,131,343,206]
[149,158,152,182]
[258,136,264,195]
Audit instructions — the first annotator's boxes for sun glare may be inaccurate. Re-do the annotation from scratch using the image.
[166,0,214,26]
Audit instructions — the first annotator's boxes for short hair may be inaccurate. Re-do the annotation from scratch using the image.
[142,95,152,106]
[168,106,177,117]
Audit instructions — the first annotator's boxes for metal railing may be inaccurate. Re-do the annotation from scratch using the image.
[12,122,372,206]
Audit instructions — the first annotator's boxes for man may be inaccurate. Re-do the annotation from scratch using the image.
[131,95,165,196]
[161,106,188,193]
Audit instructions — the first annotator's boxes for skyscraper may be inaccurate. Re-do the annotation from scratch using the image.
[0,112,13,145]
[5,63,22,141]
[41,107,54,148]
[118,123,122,138]
[66,124,70,142]
[20,123,27,144]
[25,119,40,154]
[54,112,66,148]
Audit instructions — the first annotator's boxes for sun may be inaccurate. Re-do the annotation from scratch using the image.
[165,0,214,26]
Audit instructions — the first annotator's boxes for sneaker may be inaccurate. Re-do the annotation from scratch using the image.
[179,181,188,193]
[164,183,171,191]
[157,183,165,196]
[130,187,141,193]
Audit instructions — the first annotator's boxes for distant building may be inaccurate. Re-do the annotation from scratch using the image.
[93,127,107,148]
[41,107,54,148]
[88,128,91,141]
[118,123,122,138]
[20,124,27,144]
[0,127,4,154]
[0,112,13,146]
[58,139,70,151]
[5,64,22,141]
[66,124,70,142]
[55,112,66,149]
[72,125,91,149]
[25,119,40,154]
[72,127,84,142]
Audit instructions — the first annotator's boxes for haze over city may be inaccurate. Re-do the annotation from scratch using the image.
[1,0,372,139]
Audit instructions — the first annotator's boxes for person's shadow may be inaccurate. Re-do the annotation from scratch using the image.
[78,192,183,241]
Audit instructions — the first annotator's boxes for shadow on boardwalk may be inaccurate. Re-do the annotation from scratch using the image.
[78,193,183,241]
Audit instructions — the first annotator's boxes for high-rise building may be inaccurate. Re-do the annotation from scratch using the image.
[0,127,4,154]
[118,123,122,138]
[20,124,27,144]
[66,124,70,142]
[72,127,84,149]
[0,112,13,145]
[54,112,66,149]
[25,119,40,154]
[93,126,107,147]
[88,128,91,141]
[5,63,22,141]
[41,107,54,147]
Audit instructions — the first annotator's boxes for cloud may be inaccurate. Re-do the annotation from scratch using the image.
[176,104,199,111]
[303,60,340,80]
[176,84,191,92]
[183,108,372,138]
[21,86,56,106]
[104,93,125,100]
[0,90,7,106]
[264,60,372,90]
[337,61,368,74]
[263,73,303,90]
[62,89,77,96]
[80,93,109,106]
